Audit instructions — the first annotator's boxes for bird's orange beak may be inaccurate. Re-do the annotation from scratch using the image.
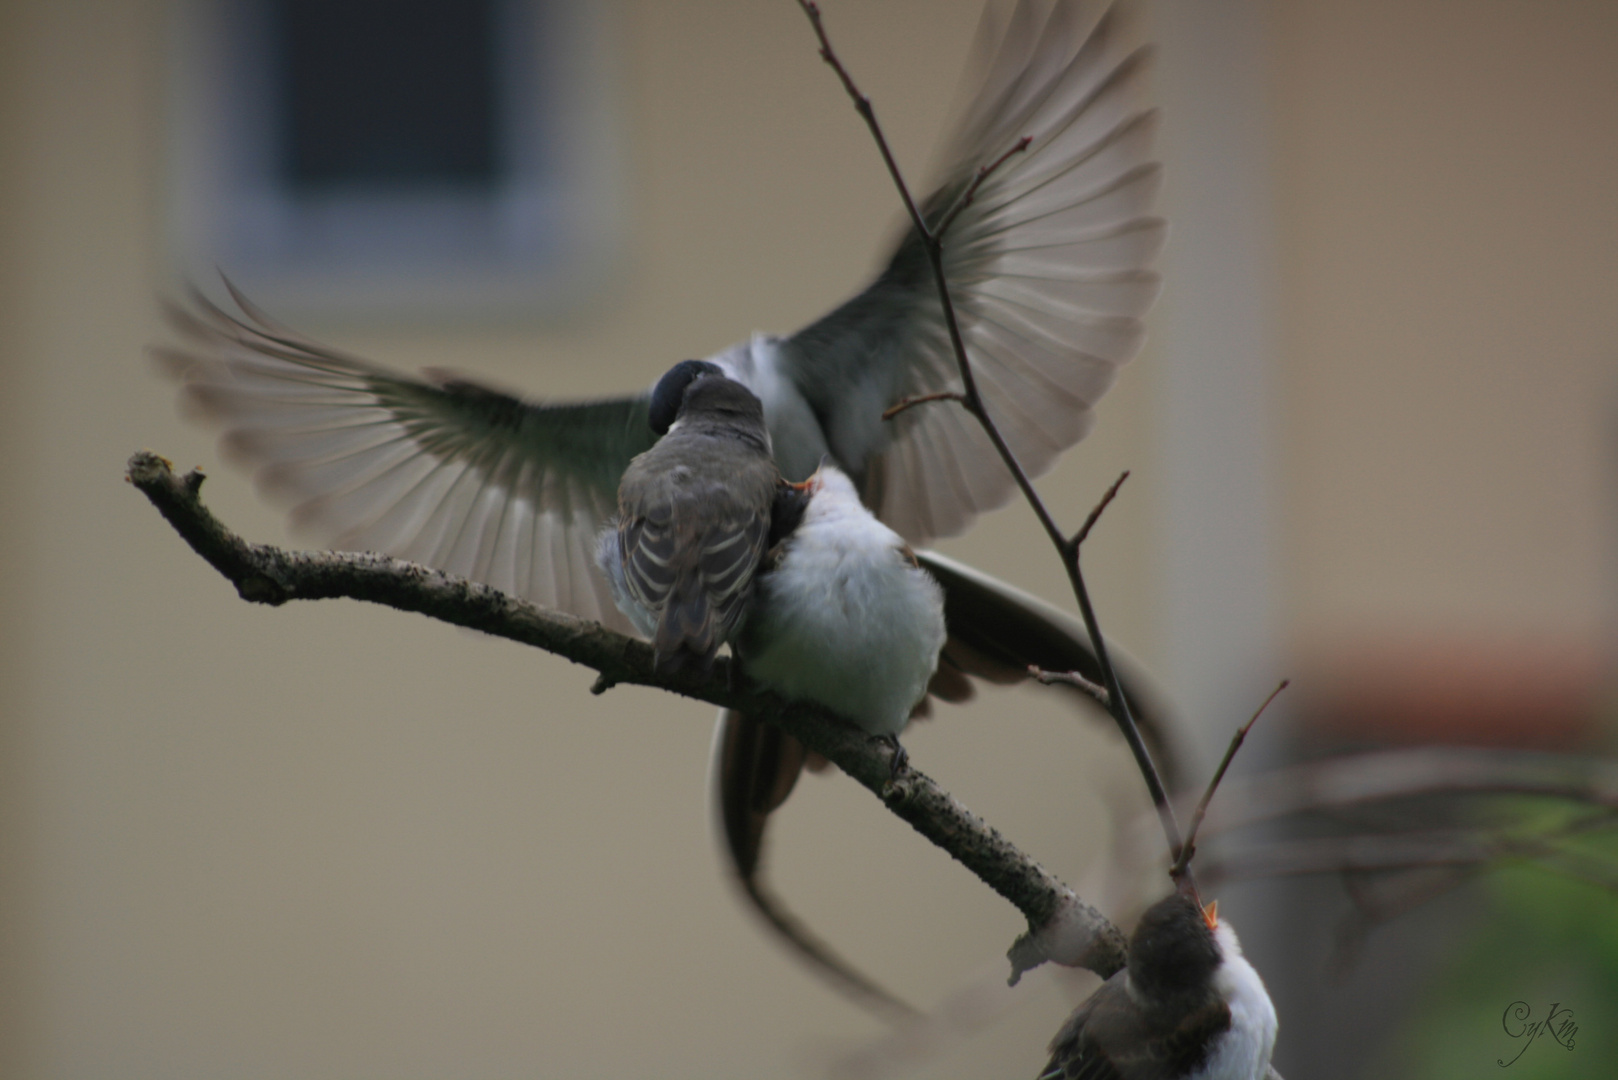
[1202,900,1218,932]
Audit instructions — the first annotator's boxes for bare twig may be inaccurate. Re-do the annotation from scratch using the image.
[126,449,1129,979]
[935,135,1032,239]
[795,0,1067,556]
[881,390,968,422]
[1029,665,1109,707]
[798,2,1184,884]
[1171,680,1289,878]
[1072,471,1130,547]
[796,1,929,239]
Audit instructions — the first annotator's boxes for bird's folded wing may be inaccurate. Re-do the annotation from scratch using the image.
[783,0,1163,546]
[1043,989,1232,1080]
[156,290,656,631]
[1040,989,1121,1080]
[621,489,772,662]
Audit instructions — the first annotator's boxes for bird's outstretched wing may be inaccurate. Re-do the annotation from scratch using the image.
[156,288,656,631]
[783,0,1163,545]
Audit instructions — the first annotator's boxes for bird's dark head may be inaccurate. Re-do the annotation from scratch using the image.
[649,359,727,435]
[1126,892,1222,999]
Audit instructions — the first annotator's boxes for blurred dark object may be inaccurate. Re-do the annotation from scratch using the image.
[167,0,623,320]
[275,0,501,192]
[1294,637,1610,751]
[1196,745,1618,1080]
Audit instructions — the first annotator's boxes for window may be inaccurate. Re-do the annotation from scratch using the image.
[167,0,624,321]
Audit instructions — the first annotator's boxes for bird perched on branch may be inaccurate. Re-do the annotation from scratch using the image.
[158,0,1172,1015]
[598,361,805,672]
[740,464,946,749]
[1038,890,1277,1080]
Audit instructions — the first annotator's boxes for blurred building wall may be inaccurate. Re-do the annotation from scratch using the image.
[1271,0,1617,749]
[0,1,1613,1077]
[1272,0,1618,641]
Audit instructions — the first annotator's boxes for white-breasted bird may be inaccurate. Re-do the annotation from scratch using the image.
[157,0,1176,1011]
[1038,891,1278,1080]
[739,465,946,741]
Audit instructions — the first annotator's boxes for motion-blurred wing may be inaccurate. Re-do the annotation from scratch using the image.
[157,291,656,631]
[784,0,1162,545]
[917,551,1181,789]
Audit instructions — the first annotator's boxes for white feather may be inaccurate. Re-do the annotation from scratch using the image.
[1191,921,1279,1080]
[741,467,946,735]
[712,335,829,484]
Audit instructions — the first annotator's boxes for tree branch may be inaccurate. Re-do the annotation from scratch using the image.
[1028,665,1109,706]
[799,2,1185,889]
[126,449,1127,980]
[881,390,968,421]
[1170,680,1289,879]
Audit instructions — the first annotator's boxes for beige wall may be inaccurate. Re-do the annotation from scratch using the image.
[1270,0,1618,650]
[0,2,1153,1076]
[1,0,1613,1077]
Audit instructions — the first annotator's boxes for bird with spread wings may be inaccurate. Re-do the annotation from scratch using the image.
[158,0,1175,1015]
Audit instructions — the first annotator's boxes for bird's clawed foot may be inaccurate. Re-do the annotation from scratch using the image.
[879,734,908,780]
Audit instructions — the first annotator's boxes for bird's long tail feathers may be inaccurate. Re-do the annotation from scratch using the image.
[712,711,920,1022]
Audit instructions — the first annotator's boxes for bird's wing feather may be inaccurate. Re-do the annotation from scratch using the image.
[616,444,777,663]
[1160,999,1235,1077]
[1043,986,1233,1080]
[916,550,1183,788]
[1040,983,1131,1080]
[157,290,656,631]
[782,0,1162,545]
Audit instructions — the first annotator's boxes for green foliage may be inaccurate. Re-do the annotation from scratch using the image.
[1368,819,1618,1080]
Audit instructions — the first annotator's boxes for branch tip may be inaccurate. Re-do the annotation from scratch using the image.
[937,134,1033,239]
[1173,679,1291,879]
[1073,470,1130,547]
